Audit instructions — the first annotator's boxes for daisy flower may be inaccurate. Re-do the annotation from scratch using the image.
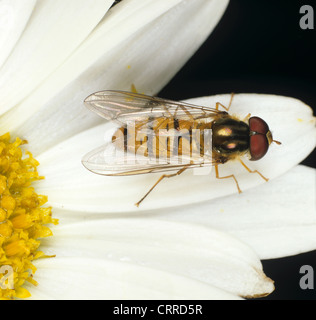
[0,0,315,300]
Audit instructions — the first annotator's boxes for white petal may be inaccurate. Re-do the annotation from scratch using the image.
[153,165,316,260]
[35,94,316,212]
[25,257,242,300]
[6,0,229,155]
[0,0,36,68]
[0,0,114,115]
[39,219,273,298]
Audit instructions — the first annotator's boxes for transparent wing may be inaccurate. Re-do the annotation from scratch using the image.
[82,139,215,176]
[83,91,220,176]
[84,90,225,125]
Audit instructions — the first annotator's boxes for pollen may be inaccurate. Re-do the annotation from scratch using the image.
[0,133,57,300]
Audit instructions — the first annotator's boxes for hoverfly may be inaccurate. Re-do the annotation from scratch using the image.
[82,91,281,206]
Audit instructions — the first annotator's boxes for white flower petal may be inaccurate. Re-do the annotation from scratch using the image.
[25,257,241,300]
[6,0,229,155]
[0,0,36,68]
[39,219,273,298]
[36,94,315,213]
[0,0,114,115]
[153,165,316,260]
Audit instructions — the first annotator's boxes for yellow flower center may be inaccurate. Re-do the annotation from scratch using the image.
[0,133,57,299]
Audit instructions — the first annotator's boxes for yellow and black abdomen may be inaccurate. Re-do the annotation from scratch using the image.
[112,118,211,161]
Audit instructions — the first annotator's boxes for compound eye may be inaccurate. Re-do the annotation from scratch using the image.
[249,117,269,135]
[250,134,269,160]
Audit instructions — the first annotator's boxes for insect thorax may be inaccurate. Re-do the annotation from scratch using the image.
[211,117,250,157]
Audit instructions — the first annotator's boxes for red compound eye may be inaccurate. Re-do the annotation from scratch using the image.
[249,134,269,160]
[249,117,269,135]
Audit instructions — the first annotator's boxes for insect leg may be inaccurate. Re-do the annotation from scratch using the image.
[238,159,269,182]
[135,167,188,207]
[215,93,235,112]
[243,113,251,122]
[214,164,242,193]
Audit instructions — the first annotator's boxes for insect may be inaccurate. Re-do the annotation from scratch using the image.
[82,90,281,206]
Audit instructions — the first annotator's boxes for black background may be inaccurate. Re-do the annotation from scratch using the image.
[160,0,316,300]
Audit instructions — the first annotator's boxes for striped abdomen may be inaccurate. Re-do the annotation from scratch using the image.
[112,118,212,160]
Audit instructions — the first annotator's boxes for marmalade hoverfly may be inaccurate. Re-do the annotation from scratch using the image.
[82,91,281,206]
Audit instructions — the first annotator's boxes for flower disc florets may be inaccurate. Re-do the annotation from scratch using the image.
[0,133,57,299]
